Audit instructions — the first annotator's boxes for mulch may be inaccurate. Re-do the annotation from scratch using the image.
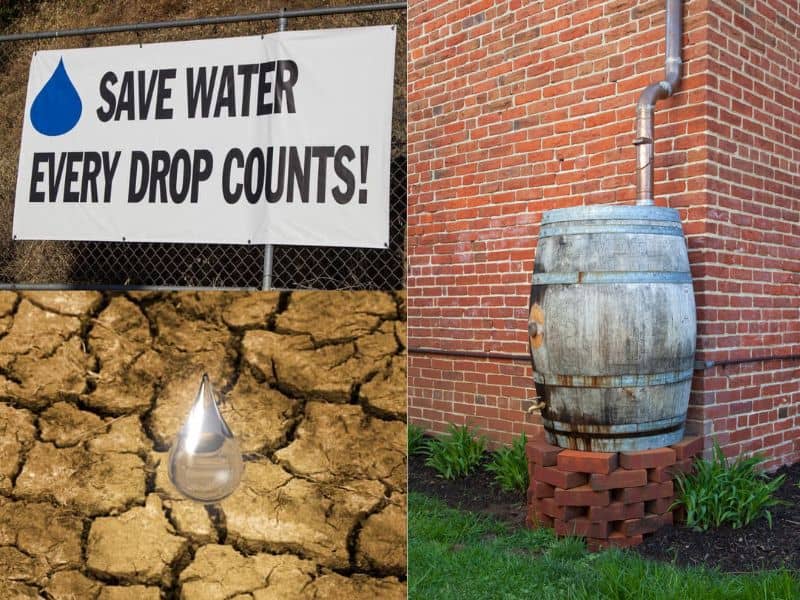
[410,451,800,573]
[408,453,527,528]
[637,460,800,573]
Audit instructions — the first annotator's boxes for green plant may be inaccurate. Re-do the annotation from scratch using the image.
[424,424,486,480]
[485,433,529,493]
[408,424,427,456]
[672,439,785,531]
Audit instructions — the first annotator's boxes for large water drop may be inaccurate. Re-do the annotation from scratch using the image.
[30,57,82,136]
[168,374,244,503]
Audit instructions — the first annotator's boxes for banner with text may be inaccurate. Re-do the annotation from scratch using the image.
[13,26,395,247]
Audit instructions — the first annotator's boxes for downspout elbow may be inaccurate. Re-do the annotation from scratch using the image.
[636,82,669,123]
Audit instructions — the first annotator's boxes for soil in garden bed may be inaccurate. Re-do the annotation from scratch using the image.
[635,461,800,573]
[408,453,527,527]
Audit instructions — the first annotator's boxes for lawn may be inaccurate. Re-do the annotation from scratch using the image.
[408,492,800,600]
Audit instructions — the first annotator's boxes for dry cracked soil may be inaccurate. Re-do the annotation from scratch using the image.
[0,290,407,599]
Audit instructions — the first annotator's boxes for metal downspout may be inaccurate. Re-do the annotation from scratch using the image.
[634,0,683,205]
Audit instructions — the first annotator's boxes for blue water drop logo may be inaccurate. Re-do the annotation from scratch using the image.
[30,57,82,136]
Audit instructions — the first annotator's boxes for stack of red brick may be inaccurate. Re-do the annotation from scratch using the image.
[526,435,703,551]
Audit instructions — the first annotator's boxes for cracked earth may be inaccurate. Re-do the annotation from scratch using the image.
[0,291,407,599]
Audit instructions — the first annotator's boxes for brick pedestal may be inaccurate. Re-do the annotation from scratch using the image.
[526,435,703,551]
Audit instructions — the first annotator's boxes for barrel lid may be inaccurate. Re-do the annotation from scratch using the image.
[541,204,680,225]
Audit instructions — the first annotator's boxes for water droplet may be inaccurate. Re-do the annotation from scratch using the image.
[30,57,82,136]
[168,374,243,503]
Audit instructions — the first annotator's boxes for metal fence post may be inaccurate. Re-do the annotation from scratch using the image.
[279,7,288,32]
[261,8,287,290]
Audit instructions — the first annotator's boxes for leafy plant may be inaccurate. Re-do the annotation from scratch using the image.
[424,423,486,480]
[408,424,427,455]
[672,439,785,531]
[485,433,529,493]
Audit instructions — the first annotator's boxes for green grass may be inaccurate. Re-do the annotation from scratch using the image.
[408,492,800,600]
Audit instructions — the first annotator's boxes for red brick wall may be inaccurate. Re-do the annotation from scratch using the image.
[407,0,800,468]
[689,1,800,470]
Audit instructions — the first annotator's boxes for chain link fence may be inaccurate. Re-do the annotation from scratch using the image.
[0,1,406,290]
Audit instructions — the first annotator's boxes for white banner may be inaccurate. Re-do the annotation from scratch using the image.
[12,26,395,248]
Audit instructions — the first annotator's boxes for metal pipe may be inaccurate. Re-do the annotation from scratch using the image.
[407,346,530,362]
[408,346,800,371]
[634,0,682,206]
[0,3,407,42]
[0,283,260,291]
[694,354,800,370]
[278,7,288,32]
[261,244,274,290]
[408,347,800,372]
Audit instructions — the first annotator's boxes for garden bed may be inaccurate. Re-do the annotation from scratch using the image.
[410,450,800,573]
[408,453,526,527]
[638,460,800,572]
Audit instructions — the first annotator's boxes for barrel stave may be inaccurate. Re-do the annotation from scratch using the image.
[529,205,696,452]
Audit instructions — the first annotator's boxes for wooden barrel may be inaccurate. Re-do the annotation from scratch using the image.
[529,205,696,452]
